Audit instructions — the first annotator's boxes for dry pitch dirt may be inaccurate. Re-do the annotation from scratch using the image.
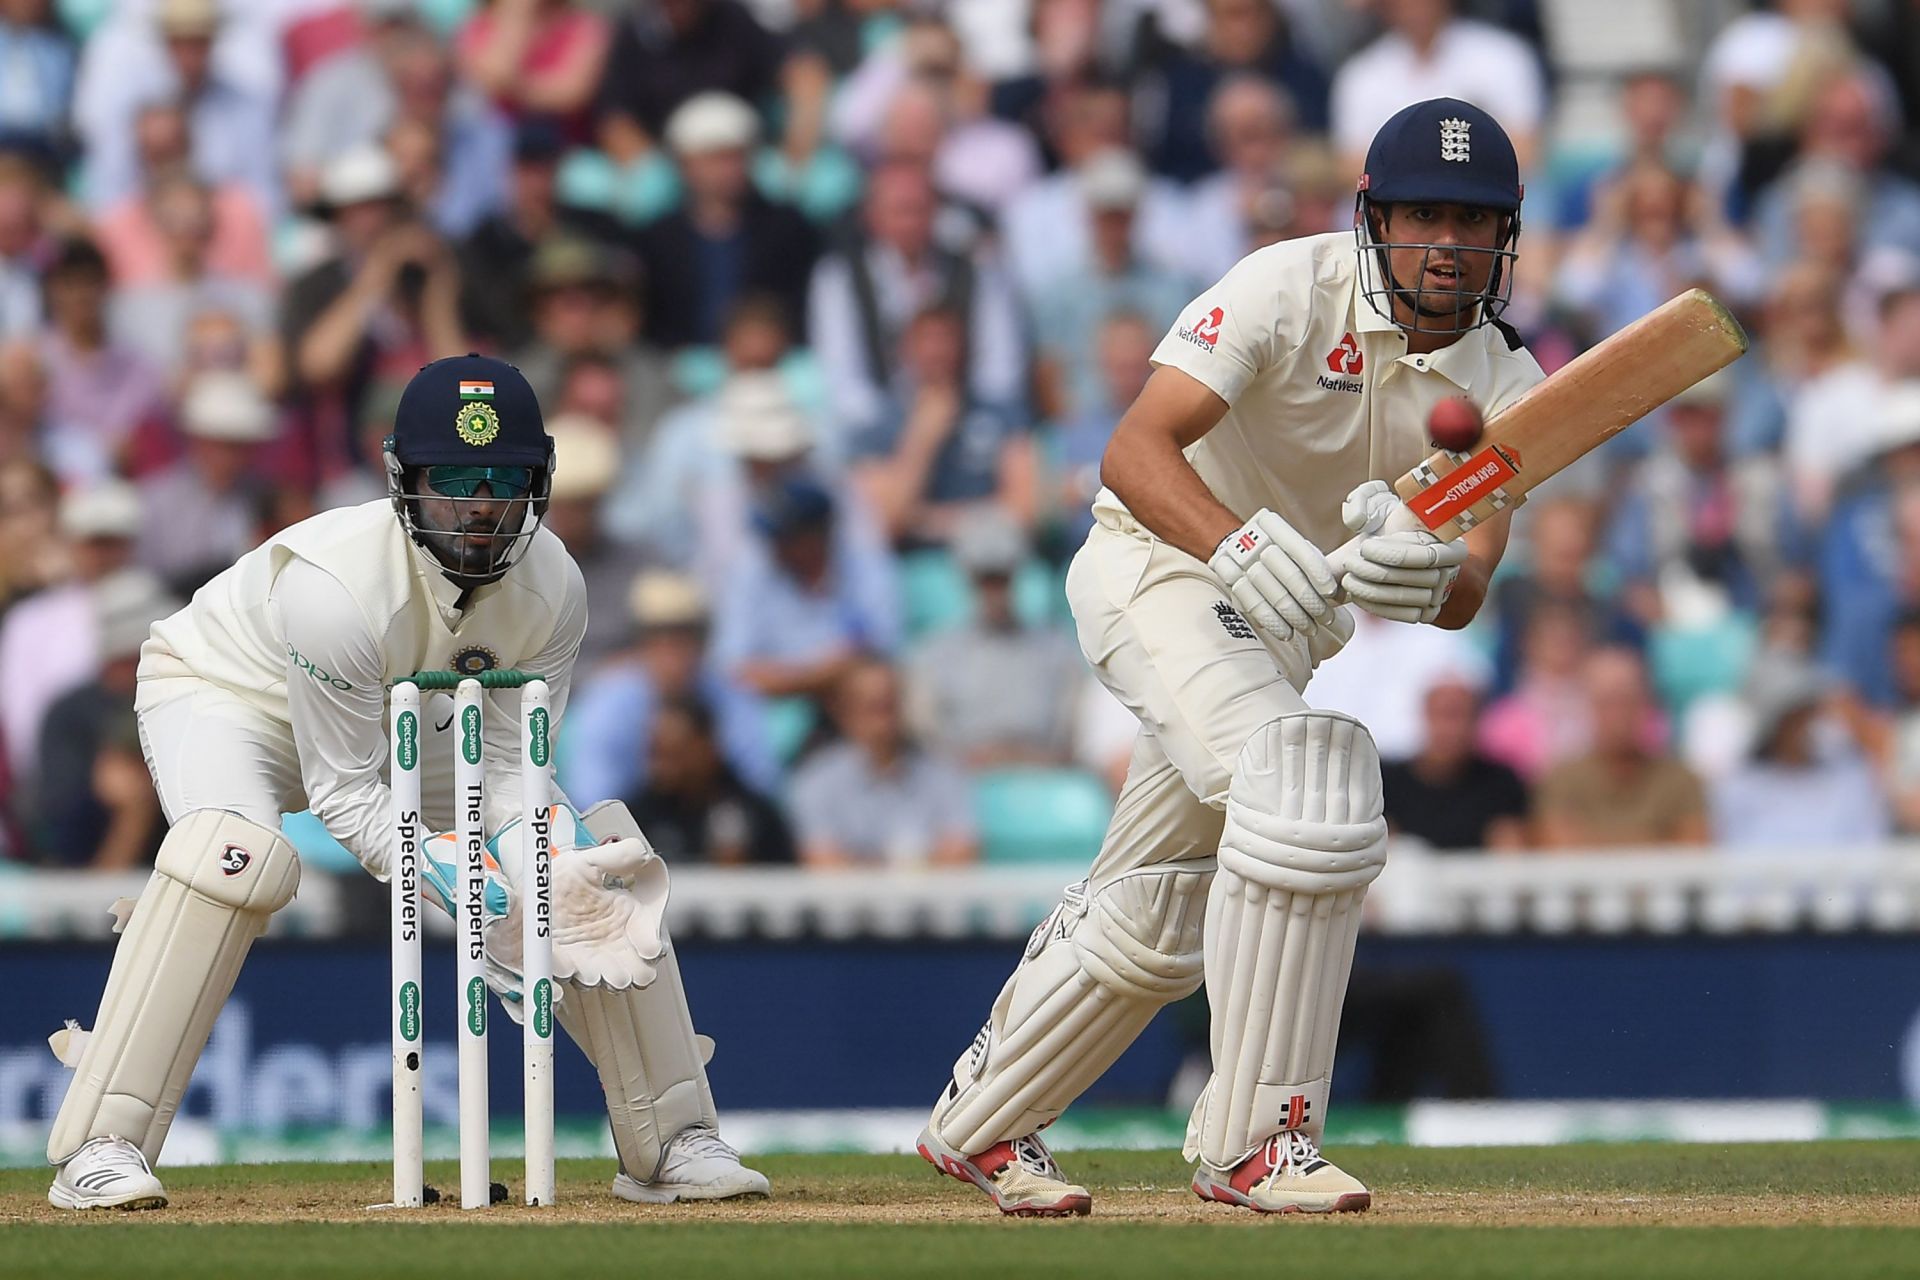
[6,1147,1920,1229]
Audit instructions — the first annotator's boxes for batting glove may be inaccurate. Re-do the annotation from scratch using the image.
[1338,480,1469,624]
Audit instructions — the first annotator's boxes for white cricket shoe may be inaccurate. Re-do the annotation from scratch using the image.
[48,1136,168,1210]
[611,1125,770,1203]
[918,1127,1092,1217]
[1192,1130,1370,1214]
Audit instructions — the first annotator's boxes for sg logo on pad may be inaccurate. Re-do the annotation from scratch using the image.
[219,845,251,876]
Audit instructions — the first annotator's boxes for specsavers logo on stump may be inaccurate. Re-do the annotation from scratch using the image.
[456,379,500,446]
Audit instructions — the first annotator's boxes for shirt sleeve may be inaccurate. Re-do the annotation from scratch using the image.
[271,559,398,877]
[1149,255,1278,406]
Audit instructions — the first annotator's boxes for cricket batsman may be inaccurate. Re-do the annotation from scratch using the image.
[918,99,1544,1215]
[45,355,768,1210]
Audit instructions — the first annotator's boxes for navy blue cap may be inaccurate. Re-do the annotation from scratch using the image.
[1361,98,1521,212]
[752,475,835,536]
[390,354,551,468]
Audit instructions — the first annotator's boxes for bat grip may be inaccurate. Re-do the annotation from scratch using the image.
[1325,494,1431,602]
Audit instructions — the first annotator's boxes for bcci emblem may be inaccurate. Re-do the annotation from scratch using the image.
[1439,117,1472,163]
[456,401,501,447]
[450,645,500,677]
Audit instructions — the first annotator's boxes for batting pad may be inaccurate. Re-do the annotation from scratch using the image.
[1186,711,1387,1169]
[555,948,716,1183]
[47,810,300,1165]
[929,862,1212,1155]
[557,797,717,1182]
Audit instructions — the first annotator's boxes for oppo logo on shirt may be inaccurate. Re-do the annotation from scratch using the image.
[286,643,353,690]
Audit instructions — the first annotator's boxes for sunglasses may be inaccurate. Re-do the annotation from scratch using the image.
[423,465,536,500]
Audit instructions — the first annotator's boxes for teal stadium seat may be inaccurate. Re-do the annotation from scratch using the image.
[974,769,1113,865]
[280,811,360,876]
[899,551,1068,640]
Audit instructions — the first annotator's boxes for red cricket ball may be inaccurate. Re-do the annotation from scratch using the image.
[1428,396,1485,452]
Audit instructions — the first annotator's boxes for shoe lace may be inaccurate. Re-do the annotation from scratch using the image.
[76,1136,150,1175]
[1010,1134,1062,1178]
[1254,1130,1326,1184]
[668,1124,740,1163]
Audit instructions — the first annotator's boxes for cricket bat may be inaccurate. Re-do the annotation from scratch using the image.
[1329,288,1750,578]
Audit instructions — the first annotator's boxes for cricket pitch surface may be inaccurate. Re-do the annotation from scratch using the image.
[5,1143,1919,1278]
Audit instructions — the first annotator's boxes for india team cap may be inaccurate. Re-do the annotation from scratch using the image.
[391,353,551,468]
[1360,97,1521,212]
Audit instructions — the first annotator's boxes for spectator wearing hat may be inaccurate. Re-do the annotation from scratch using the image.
[595,0,785,163]
[713,473,901,699]
[904,511,1083,769]
[846,301,1034,549]
[1712,654,1888,848]
[1380,669,1530,852]
[282,145,464,478]
[1131,0,1328,183]
[1786,280,1920,523]
[459,122,621,349]
[37,238,169,485]
[30,570,178,867]
[1534,648,1710,850]
[634,92,818,350]
[1028,146,1194,421]
[541,413,643,670]
[137,370,277,593]
[457,0,611,143]
[509,233,676,455]
[625,695,795,866]
[808,159,1027,434]
[284,9,513,238]
[74,0,280,215]
[0,481,160,792]
[560,569,776,807]
[789,656,976,868]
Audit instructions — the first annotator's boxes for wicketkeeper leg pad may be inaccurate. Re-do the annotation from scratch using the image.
[46,810,300,1165]
[1186,711,1387,1169]
[928,861,1213,1154]
[554,797,717,1182]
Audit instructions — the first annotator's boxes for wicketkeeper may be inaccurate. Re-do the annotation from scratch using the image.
[919,99,1544,1214]
[45,355,767,1210]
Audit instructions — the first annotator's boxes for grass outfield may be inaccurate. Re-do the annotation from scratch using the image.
[4,1144,1920,1279]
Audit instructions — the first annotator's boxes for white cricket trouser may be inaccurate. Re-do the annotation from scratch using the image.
[1070,518,1315,889]
[134,678,307,828]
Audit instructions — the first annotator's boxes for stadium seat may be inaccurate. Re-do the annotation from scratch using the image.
[974,769,1113,865]
[1649,614,1757,717]
[899,551,1069,639]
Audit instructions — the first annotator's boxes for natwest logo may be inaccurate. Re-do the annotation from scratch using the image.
[1177,306,1224,350]
[1326,333,1363,375]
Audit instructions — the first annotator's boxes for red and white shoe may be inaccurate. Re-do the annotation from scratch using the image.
[918,1127,1092,1217]
[1192,1130,1370,1214]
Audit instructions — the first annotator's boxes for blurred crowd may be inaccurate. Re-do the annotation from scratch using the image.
[6,0,1920,873]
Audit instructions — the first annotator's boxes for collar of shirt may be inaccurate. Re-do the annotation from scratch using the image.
[1348,256,1493,392]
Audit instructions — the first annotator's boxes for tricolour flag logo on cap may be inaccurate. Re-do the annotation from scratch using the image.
[458,379,494,399]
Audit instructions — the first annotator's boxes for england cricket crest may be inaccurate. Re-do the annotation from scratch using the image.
[1439,117,1471,163]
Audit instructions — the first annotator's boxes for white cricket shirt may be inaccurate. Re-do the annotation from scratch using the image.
[1095,231,1545,553]
[136,501,588,875]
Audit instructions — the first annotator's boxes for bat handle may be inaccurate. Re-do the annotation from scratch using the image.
[1324,493,1431,602]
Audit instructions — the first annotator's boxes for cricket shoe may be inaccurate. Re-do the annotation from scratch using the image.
[48,1136,168,1210]
[1192,1130,1370,1214]
[612,1125,770,1203]
[918,1127,1092,1217]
